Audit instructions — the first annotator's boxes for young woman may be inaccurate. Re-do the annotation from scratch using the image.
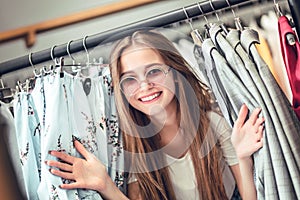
[46,30,264,200]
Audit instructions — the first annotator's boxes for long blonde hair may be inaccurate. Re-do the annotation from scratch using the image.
[110,30,227,200]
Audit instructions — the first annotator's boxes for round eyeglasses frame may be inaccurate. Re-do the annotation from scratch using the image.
[119,65,171,96]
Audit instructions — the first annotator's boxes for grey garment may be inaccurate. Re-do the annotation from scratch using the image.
[206,24,259,119]
[241,29,300,200]
[200,41,236,127]
[224,28,280,200]
[0,101,27,199]
[208,25,267,199]
[210,22,300,199]
[193,45,211,87]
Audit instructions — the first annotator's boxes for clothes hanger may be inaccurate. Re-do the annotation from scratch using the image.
[66,39,82,74]
[29,52,41,78]
[50,44,66,77]
[182,6,204,47]
[273,0,296,45]
[225,0,244,31]
[197,2,211,39]
[273,0,284,17]
[209,0,229,35]
[50,45,61,68]
[0,78,13,103]
[82,35,92,95]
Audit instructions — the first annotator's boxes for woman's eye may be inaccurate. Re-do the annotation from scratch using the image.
[123,77,136,85]
[147,68,162,77]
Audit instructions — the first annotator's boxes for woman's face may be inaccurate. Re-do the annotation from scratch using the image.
[119,46,176,116]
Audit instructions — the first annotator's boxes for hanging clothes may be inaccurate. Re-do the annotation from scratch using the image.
[0,101,25,199]
[250,11,293,104]
[13,66,126,199]
[242,28,300,199]
[200,38,236,127]
[13,92,41,200]
[278,15,300,121]
[200,20,300,199]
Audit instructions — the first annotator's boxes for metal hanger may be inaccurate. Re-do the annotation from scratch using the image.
[0,78,13,103]
[197,2,211,38]
[225,0,244,31]
[66,39,82,73]
[67,40,76,64]
[29,52,41,77]
[273,0,283,17]
[83,35,90,66]
[183,6,204,46]
[273,0,296,45]
[210,0,229,35]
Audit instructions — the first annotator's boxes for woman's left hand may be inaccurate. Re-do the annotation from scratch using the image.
[231,104,265,160]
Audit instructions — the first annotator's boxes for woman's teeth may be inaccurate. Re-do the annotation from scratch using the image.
[140,92,160,102]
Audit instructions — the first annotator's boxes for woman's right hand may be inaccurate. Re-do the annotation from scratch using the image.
[46,140,129,200]
[46,140,111,194]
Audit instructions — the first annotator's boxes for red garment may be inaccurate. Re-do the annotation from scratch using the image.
[278,15,300,120]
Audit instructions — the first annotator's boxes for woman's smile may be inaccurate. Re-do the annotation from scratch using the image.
[138,91,162,103]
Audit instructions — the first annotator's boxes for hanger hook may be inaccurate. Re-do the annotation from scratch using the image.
[29,53,34,68]
[197,2,209,24]
[50,45,60,66]
[83,36,90,64]
[0,77,4,88]
[273,0,283,17]
[67,40,76,63]
[210,0,220,21]
[182,6,194,31]
[225,0,237,18]
[29,52,39,77]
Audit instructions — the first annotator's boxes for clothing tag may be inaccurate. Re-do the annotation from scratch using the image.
[83,78,91,96]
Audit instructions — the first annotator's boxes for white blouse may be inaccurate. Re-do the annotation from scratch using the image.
[128,111,239,199]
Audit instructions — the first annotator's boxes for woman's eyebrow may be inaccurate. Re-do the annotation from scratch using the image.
[120,63,164,77]
[120,70,135,78]
[144,63,164,69]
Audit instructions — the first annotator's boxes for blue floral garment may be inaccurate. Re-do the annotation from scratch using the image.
[14,92,41,199]
[99,68,125,192]
[15,67,125,199]
[35,73,81,200]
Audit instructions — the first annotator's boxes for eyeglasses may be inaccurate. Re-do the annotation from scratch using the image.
[119,64,171,95]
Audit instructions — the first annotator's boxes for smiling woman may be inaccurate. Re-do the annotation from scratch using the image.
[46,30,264,200]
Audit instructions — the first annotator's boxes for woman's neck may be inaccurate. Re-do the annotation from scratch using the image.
[150,99,188,158]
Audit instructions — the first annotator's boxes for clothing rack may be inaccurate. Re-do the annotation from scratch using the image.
[0,0,279,75]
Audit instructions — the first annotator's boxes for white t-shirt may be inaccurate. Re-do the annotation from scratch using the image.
[128,111,239,199]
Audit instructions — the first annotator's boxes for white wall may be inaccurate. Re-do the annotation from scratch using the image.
[0,0,204,63]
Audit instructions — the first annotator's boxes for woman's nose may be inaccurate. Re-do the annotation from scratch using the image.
[139,80,153,90]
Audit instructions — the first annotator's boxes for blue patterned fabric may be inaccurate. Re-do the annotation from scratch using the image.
[14,92,41,199]
[14,68,125,199]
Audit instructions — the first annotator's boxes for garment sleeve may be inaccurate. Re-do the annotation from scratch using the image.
[208,111,239,166]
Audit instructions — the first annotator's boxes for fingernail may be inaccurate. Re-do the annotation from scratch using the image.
[72,135,79,142]
[49,168,52,173]
[48,150,52,155]
[44,160,48,165]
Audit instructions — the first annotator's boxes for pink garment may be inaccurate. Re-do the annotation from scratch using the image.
[278,16,300,120]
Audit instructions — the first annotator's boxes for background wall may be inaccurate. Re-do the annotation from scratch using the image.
[0,0,290,89]
[0,0,204,63]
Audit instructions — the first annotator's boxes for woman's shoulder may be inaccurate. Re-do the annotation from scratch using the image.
[206,110,232,134]
[206,110,224,124]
